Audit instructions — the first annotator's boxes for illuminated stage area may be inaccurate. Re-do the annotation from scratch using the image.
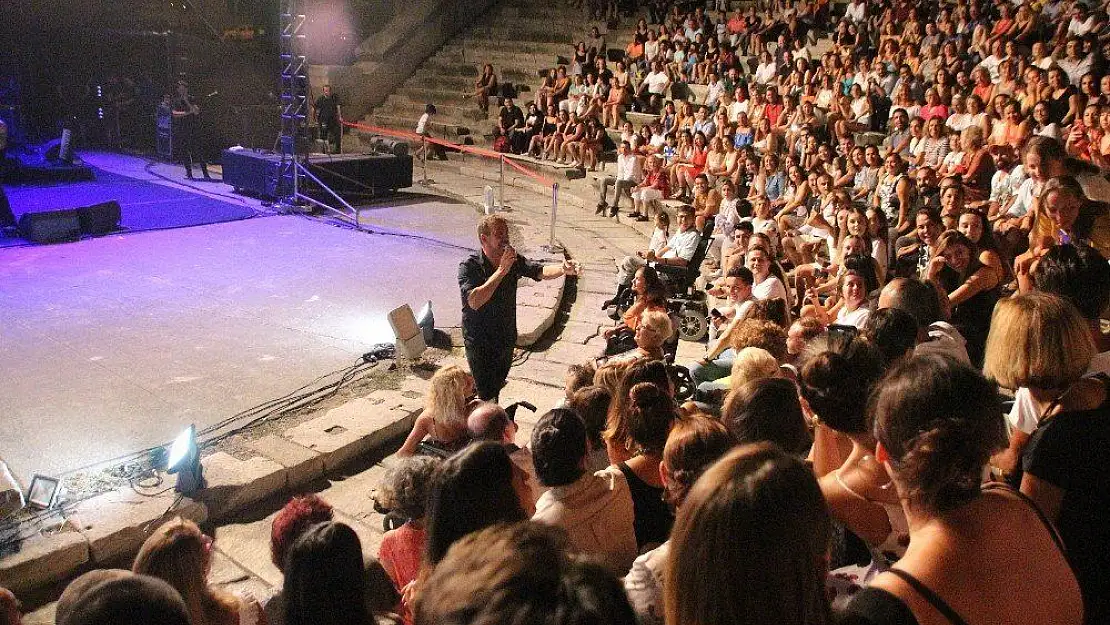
[0,154,473,487]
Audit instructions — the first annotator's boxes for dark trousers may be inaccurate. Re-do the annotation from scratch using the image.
[466,340,515,402]
[320,120,341,153]
[179,129,210,178]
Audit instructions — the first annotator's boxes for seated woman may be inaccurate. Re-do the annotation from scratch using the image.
[602,310,673,365]
[133,518,263,625]
[471,64,498,117]
[397,365,475,457]
[624,415,735,625]
[801,339,901,566]
[283,522,385,625]
[376,456,439,621]
[844,354,1083,625]
[803,254,878,329]
[602,266,668,354]
[926,230,1000,365]
[616,382,677,550]
[667,443,832,625]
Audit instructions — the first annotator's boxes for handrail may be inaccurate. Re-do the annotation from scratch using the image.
[342,119,562,249]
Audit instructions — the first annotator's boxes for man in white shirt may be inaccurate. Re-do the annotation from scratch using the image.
[689,265,758,393]
[640,61,671,99]
[1056,38,1093,87]
[597,141,642,217]
[605,206,700,308]
[531,409,637,576]
[704,73,726,111]
[844,0,865,24]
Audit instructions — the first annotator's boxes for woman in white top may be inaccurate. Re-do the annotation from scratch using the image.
[746,246,787,301]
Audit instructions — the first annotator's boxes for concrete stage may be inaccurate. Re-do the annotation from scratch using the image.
[0,154,481,487]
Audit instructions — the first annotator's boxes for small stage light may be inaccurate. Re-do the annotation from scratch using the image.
[388,304,427,360]
[165,425,205,494]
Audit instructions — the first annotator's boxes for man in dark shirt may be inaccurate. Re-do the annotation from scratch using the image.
[171,81,211,180]
[314,84,342,154]
[459,215,580,401]
[497,98,525,140]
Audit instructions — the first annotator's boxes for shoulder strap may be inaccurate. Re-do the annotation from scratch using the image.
[885,568,972,625]
[981,482,1067,555]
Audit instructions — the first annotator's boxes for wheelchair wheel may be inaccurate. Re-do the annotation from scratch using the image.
[677,306,709,342]
[616,287,637,316]
[670,365,696,402]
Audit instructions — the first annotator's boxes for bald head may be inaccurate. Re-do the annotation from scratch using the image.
[467,402,513,443]
[878,278,944,331]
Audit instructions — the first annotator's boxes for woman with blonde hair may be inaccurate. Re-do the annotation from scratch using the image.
[603,310,673,365]
[133,518,256,625]
[727,347,779,392]
[983,292,1110,623]
[666,443,832,625]
[397,365,475,456]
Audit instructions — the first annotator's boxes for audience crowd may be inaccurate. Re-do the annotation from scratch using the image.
[6,0,1110,624]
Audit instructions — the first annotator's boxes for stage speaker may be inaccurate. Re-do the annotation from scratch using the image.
[19,209,80,243]
[0,187,13,229]
[78,200,122,235]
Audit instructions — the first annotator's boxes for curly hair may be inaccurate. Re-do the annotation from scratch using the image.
[425,365,473,432]
[377,456,441,522]
[270,494,335,571]
[728,318,788,361]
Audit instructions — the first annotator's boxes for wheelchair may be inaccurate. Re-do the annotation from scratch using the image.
[617,219,714,343]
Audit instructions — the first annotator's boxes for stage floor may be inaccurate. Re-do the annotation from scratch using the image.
[0,158,479,488]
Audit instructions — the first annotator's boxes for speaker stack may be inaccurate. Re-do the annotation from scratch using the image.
[17,200,122,243]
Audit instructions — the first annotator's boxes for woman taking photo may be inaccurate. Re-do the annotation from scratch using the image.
[844,355,1083,625]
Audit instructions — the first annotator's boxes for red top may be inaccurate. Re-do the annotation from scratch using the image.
[379,522,426,625]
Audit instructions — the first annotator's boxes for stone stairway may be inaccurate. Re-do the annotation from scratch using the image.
[360,0,644,147]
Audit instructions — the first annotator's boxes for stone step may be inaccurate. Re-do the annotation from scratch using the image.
[363,114,482,142]
[454,38,569,57]
[467,24,583,44]
[377,97,495,124]
[419,59,539,82]
[431,46,560,72]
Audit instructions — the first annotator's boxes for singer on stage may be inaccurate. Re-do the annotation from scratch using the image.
[171,81,211,180]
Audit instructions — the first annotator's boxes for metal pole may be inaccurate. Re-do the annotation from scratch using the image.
[421,135,428,185]
[549,182,558,249]
[498,155,505,210]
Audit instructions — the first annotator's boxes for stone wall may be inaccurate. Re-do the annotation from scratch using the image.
[311,0,497,125]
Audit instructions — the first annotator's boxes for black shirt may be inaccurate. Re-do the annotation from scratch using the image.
[618,461,674,549]
[172,95,199,133]
[1023,397,1110,625]
[315,93,340,123]
[498,105,524,132]
[458,251,543,347]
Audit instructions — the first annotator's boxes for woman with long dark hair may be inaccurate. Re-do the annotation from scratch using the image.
[926,230,1000,364]
[666,443,832,625]
[284,522,376,625]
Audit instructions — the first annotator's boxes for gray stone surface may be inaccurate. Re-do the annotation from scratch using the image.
[70,489,207,565]
[200,453,288,521]
[0,531,88,595]
[246,435,324,489]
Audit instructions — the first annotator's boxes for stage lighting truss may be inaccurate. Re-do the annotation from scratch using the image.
[276,0,361,224]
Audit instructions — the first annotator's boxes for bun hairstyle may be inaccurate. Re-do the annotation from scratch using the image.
[870,354,1007,513]
[799,338,884,435]
[662,415,735,508]
[626,382,676,455]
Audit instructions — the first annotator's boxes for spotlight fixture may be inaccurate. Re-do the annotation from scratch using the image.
[165,425,205,494]
[26,474,60,510]
[387,304,427,360]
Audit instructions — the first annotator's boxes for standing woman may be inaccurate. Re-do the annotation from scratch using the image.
[844,354,1083,625]
[984,293,1109,625]
[666,443,833,625]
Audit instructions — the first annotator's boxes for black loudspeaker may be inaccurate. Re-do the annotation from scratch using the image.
[19,209,80,243]
[78,201,121,235]
[0,187,13,229]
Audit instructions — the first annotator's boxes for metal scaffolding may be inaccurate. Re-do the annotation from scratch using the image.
[278,0,307,207]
